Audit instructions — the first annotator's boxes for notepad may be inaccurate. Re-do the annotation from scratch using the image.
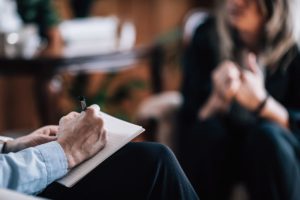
[57,112,145,187]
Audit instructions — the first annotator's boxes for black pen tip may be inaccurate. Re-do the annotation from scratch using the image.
[78,96,85,101]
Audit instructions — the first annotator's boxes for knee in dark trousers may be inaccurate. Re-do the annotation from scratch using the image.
[243,121,300,200]
[40,142,199,200]
[132,143,199,200]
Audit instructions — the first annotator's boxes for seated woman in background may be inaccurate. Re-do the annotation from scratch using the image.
[178,0,300,199]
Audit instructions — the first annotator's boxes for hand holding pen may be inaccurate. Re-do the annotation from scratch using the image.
[58,97,107,168]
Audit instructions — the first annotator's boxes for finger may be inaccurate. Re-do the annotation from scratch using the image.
[68,111,80,118]
[229,79,241,95]
[59,112,80,124]
[240,70,248,82]
[85,104,101,117]
[246,53,259,74]
[226,66,241,82]
[240,70,253,83]
[221,62,240,81]
[88,104,101,112]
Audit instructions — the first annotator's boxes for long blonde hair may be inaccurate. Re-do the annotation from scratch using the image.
[216,0,299,69]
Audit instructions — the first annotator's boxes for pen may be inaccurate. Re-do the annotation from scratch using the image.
[78,96,87,111]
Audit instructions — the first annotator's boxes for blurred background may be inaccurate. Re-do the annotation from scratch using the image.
[2,1,300,200]
[0,0,212,138]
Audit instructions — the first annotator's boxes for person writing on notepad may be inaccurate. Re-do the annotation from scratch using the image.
[0,104,199,199]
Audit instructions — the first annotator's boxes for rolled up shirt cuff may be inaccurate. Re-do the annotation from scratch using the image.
[35,141,68,185]
[0,136,14,141]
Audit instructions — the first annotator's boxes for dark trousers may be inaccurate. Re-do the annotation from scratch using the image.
[179,118,300,200]
[39,142,199,200]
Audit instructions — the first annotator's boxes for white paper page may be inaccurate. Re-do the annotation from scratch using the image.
[57,112,144,187]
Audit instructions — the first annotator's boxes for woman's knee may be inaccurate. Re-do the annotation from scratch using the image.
[255,121,288,144]
[248,121,296,160]
[258,120,288,134]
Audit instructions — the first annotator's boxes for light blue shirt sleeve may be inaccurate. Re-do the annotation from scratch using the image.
[0,141,68,195]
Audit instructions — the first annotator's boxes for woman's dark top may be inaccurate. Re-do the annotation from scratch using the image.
[178,16,300,139]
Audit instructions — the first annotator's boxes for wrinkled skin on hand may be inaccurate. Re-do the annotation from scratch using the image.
[57,105,107,169]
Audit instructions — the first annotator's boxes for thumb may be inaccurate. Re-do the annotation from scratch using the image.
[246,53,259,74]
